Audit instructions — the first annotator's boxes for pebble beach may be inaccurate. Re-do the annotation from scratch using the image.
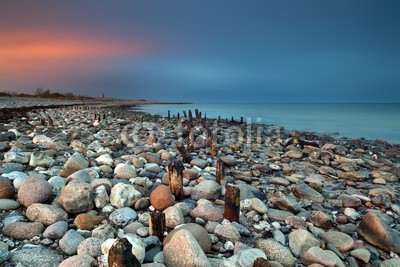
[1,97,400,267]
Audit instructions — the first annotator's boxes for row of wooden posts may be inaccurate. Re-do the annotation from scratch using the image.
[149,158,240,241]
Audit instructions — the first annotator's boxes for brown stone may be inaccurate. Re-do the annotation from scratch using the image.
[358,212,400,253]
[0,183,15,199]
[149,185,175,211]
[74,213,105,230]
[2,222,44,240]
[18,174,53,207]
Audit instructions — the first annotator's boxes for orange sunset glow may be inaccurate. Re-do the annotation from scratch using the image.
[0,30,145,75]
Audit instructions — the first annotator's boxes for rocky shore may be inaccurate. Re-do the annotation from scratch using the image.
[0,101,400,267]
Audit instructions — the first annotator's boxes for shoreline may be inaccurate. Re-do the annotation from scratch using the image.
[0,99,400,266]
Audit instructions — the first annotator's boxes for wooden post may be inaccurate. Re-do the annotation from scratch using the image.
[103,113,106,120]
[187,128,195,152]
[177,112,180,120]
[149,211,166,241]
[183,111,187,118]
[188,109,192,120]
[224,185,240,222]
[48,116,54,127]
[240,117,244,124]
[40,116,45,125]
[175,142,192,163]
[216,159,226,186]
[195,109,199,121]
[167,110,171,121]
[211,133,218,157]
[168,160,184,201]
[253,258,269,267]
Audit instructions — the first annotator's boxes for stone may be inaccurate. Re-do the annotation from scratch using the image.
[338,171,366,181]
[29,151,54,167]
[77,237,103,257]
[357,212,400,253]
[257,239,295,267]
[309,211,334,229]
[288,229,320,257]
[349,248,370,264]
[291,183,324,203]
[145,163,163,173]
[164,223,212,253]
[74,213,105,230]
[0,183,15,199]
[381,258,400,267]
[48,176,66,194]
[64,153,89,173]
[124,233,146,263]
[215,223,241,243]
[110,183,141,208]
[93,224,117,240]
[94,185,110,208]
[337,194,362,208]
[108,237,141,267]
[164,229,211,267]
[4,150,29,163]
[0,199,21,210]
[302,246,345,267]
[190,158,208,169]
[369,170,398,182]
[320,231,354,252]
[59,229,85,255]
[268,192,300,213]
[96,154,114,166]
[221,156,237,167]
[163,206,185,229]
[10,248,63,267]
[109,207,137,227]
[114,163,137,179]
[67,168,98,183]
[2,222,44,240]
[251,198,268,214]
[18,174,53,207]
[43,221,69,239]
[58,180,93,213]
[59,254,96,267]
[26,203,68,225]
[190,204,224,222]
[149,185,175,211]
[220,248,267,267]
[0,248,10,264]
[286,149,303,159]
[190,180,221,201]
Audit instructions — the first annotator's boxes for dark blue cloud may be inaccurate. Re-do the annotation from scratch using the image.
[1,0,399,102]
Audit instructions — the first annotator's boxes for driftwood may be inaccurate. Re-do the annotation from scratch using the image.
[211,133,218,157]
[175,142,192,163]
[224,185,240,222]
[168,160,184,200]
[149,211,166,241]
[47,116,54,127]
[216,159,226,186]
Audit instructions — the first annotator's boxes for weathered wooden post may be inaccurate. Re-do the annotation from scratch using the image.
[168,159,184,201]
[188,109,192,121]
[240,117,244,124]
[175,142,192,163]
[187,128,195,152]
[224,185,240,222]
[149,211,166,241]
[48,116,54,127]
[216,159,226,186]
[40,116,45,126]
[253,258,269,267]
[183,111,187,118]
[177,112,180,120]
[211,133,218,157]
[167,110,171,121]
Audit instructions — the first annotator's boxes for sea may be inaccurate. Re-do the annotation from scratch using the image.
[138,103,400,145]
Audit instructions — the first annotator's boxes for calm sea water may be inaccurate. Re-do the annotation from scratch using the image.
[138,103,400,144]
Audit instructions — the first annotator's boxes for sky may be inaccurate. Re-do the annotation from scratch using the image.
[1,0,400,103]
